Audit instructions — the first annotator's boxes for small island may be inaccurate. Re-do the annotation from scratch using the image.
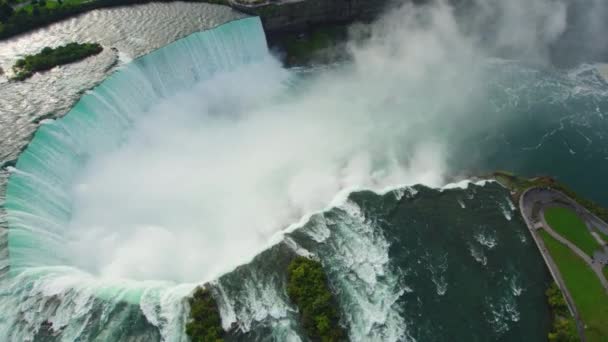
[186,286,225,342]
[12,42,102,80]
[287,256,346,342]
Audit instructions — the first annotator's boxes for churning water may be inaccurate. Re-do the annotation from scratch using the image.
[1,1,608,341]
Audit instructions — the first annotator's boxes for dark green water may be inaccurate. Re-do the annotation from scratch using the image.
[449,62,608,205]
[214,182,550,341]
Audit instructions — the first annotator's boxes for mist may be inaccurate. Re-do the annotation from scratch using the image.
[61,0,602,283]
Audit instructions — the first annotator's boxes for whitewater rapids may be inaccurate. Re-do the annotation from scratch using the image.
[2,0,608,339]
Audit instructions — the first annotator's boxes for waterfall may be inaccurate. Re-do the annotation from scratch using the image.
[0,17,269,341]
[0,7,573,340]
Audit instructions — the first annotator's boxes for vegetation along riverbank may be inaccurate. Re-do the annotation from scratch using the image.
[508,171,608,341]
[287,256,346,341]
[11,42,102,80]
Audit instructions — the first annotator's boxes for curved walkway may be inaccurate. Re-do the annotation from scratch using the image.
[539,207,608,293]
[519,188,586,341]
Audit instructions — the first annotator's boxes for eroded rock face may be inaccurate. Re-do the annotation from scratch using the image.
[244,0,608,65]
[237,0,388,33]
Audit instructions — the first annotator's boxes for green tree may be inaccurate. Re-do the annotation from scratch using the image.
[546,283,579,342]
[0,1,14,23]
[287,256,346,342]
[185,286,224,342]
[548,317,578,342]
[12,42,102,80]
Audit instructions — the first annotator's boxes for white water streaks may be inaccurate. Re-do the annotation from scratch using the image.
[7,7,479,287]
[2,17,269,340]
[0,9,452,337]
[312,200,414,342]
[3,0,606,339]
[0,2,244,166]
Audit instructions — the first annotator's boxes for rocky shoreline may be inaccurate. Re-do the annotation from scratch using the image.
[232,0,387,33]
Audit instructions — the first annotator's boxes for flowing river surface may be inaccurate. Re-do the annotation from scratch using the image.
[1,2,608,341]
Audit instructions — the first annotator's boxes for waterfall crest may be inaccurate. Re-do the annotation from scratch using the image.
[6,17,268,272]
[1,17,269,341]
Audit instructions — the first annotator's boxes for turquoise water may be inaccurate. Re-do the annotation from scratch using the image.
[5,17,268,272]
[1,17,270,341]
[1,12,608,342]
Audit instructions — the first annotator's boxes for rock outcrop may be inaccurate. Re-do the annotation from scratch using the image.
[230,0,389,33]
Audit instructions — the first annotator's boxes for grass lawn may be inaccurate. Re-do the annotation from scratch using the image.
[544,206,601,257]
[540,230,608,341]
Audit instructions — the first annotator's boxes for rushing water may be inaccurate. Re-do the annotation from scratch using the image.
[0,2,244,165]
[2,17,268,341]
[1,2,608,341]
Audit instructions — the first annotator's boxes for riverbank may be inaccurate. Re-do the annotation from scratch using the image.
[0,0,387,41]
[0,0,233,40]
[232,0,386,33]
[511,174,608,341]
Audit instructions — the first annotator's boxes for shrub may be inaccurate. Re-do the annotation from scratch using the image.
[0,1,14,22]
[287,256,346,342]
[546,283,579,342]
[185,286,224,342]
[12,42,102,80]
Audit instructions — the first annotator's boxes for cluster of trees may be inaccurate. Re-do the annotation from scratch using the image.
[287,256,345,342]
[12,42,102,80]
[0,1,14,23]
[0,0,96,39]
[546,283,578,342]
[185,286,224,342]
[0,0,231,39]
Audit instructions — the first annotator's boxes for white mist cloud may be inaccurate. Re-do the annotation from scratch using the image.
[467,0,568,62]
[66,52,450,282]
[61,0,600,283]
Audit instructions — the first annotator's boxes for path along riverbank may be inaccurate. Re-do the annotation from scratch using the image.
[519,187,608,341]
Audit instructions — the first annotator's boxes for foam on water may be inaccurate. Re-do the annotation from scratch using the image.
[1,0,592,338]
[469,243,488,266]
[475,229,498,249]
[499,202,513,221]
[441,179,493,191]
[427,253,449,296]
[303,200,415,342]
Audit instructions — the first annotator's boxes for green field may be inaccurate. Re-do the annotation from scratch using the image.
[544,206,601,257]
[540,230,608,341]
